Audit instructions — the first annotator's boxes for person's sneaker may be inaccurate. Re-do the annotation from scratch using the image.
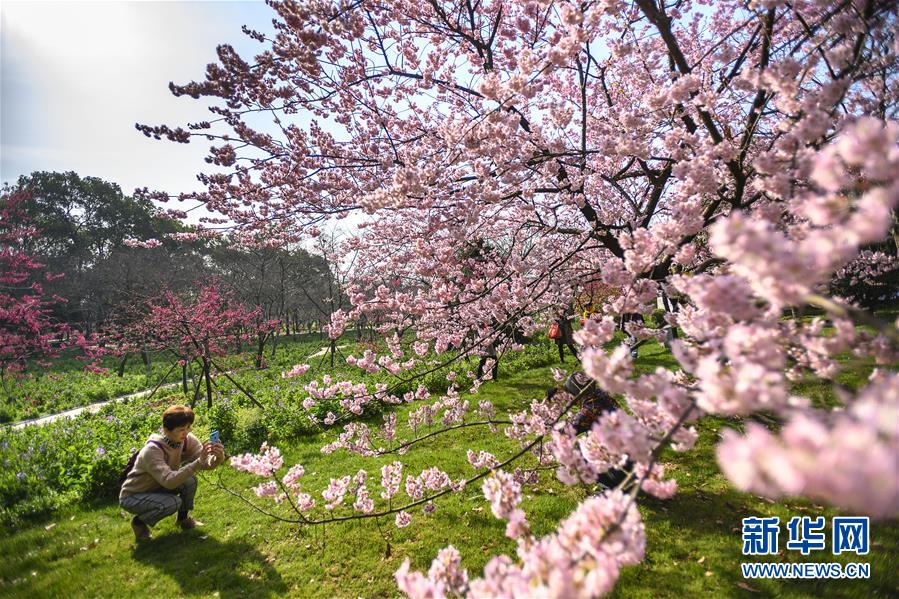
[176,516,204,530]
[131,517,151,542]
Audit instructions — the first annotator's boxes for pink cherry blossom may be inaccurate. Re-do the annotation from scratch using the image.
[395,511,413,528]
[282,363,310,379]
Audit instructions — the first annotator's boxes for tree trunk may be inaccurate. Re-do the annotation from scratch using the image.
[203,358,213,408]
[190,371,202,408]
[117,354,128,378]
[140,344,151,376]
[255,335,265,369]
[203,336,214,407]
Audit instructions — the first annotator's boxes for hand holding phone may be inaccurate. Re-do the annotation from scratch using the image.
[205,431,223,468]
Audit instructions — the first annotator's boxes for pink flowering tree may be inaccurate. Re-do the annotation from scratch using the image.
[141,0,898,596]
[829,247,899,307]
[0,191,106,394]
[0,190,69,383]
[126,282,277,408]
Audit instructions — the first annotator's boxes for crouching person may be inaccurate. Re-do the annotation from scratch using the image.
[120,405,224,541]
[563,373,632,490]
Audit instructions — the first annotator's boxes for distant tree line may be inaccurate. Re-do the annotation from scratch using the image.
[5,171,339,343]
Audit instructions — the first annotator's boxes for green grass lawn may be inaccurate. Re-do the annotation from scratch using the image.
[2,337,897,598]
[1,333,336,424]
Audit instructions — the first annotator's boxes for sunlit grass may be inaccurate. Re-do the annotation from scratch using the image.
[1,340,896,597]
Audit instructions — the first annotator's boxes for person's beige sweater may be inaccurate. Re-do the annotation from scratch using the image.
[120,432,209,499]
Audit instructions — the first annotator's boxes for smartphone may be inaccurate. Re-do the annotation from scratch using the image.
[210,430,220,444]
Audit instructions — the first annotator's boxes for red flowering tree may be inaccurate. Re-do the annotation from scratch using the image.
[141,1,898,595]
[0,191,107,382]
[127,283,277,408]
[0,191,68,380]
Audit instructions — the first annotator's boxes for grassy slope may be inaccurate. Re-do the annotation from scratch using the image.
[1,343,897,598]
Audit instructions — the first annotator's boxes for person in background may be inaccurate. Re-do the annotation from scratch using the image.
[120,405,224,541]
[626,332,640,359]
[579,300,595,326]
[554,305,579,363]
[621,312,644,359]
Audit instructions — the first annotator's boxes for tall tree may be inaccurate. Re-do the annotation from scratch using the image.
[8,171,205,330]
[0,190,105,411]
[209,238,333,362]
[0,190,66,377]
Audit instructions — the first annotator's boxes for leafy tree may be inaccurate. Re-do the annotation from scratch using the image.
[7,171,204,331]
[208,238,334,365]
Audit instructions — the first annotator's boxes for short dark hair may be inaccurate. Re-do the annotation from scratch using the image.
[162,405,195,431]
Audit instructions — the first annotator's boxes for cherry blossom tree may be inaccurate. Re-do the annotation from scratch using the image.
[141,0,898,595]
[829,246,899,306]
[120,282,277,408]
[0,190,109,416]
[0,191,68,379]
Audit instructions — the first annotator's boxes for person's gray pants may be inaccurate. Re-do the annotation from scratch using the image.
[120,476,197,526]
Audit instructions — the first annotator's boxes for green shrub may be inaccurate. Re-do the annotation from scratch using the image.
[233,407,270,453]
[0,399,160,527]
[207,400,238,447]
[262,402,315,443]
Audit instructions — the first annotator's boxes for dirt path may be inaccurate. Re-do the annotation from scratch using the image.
[306,343,351,359]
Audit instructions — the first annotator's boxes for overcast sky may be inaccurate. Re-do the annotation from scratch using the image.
[1,1,275,200]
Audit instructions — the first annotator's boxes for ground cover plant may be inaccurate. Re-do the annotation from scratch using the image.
[2,350,180,424]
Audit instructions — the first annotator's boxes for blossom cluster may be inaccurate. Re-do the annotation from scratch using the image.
[397,490,645,598]
[717,371,899,519]
[281,363,310,379]
[231,439,474,529]
[230,442,284,477]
